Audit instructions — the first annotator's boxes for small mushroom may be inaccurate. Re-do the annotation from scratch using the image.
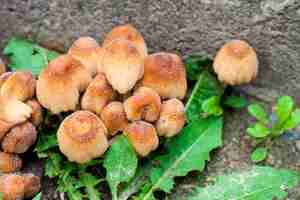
[156,99,185,138]
[0,71,36,101]
[36,55,92,114]
[68,37,100,76]
[0,174,25,200]
[94,47,105,73]
[26,99,43,126]
[141,52,187,99]
[102,39,143,94]
[0,152,22,173]
[81,73,114,115]
[103,24,148,59]
[0,120,13,140]
[124,87,161,122]
[213,40,258,85]
[2,122,37,154]
[0,96,32,124]
[23,174,41,198]
[125,121,159,157]
[100,101,128,136]
[57,111,108,163]
[0,58,6,75]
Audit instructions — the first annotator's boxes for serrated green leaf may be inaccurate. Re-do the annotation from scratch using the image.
[248,104,269,124]
[45,153,63,178]
[251,147,268,163]
[104,135,138,200]
[275,96,294,124]
[224,95,248,109]
[188,166,300,200]
[202,96,223,116]
[184,55,212,80]
[35,134,58,158]
[185,71,224,122]
[283,108,300,130]
[80,173,102,200]
[246,123,270,138]
[32,192,42,200]
[140,117,223,199]
[3,37,59,75]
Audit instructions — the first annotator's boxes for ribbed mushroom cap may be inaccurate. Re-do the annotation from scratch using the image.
[36,55,92,114]
[0,71,36,101]
[156,98,185,138]
[100,101,128,136]
[68,37,100,76]
[103,24,148,59]
[0,152,22,173]
[213,40,258,85]
[0,95,32,124]
[26,99,43,126]
[2,122,37,154]
[125,121,159,157]
[57,111,108,163]
[81,73,114,115]
[124,87,161,122]
[102,39,143,94]
[0,174,25,200]
[141,52,187,99]
[23,174,41,198]
[0,119,13,140]
[0,58,6,75]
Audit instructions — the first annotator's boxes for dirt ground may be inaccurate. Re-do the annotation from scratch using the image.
[0,0,300,199]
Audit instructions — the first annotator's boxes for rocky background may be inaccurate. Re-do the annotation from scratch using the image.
[0,0,300,199]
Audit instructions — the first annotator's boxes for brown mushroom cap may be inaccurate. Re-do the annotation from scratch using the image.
[100,101,128,136]
[141,52,187,99]
[213,40,258,85]
[57,111,108,163]
[0,152,22,173]
[0,58,6,75]
[26,100,43,126]
[125,121,159,157]
[94,47,105,73]
[23,174,41,198]
[102,39,143,94]
[2,122,37,154]
[156,98,185,138]
[0,96,32,124]
[103,24,148,59]
[68,37,100,76]
[0,174,25,200]
[124,87,161,122]
[36,55,92,114]
[0,72,13,89]
[0,71,36,101]
[81,73,114,115]
[0,120,13,140]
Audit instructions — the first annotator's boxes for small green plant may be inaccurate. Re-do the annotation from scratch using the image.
[247,96,300,162]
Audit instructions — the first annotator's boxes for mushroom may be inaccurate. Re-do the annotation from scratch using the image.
[68,37,100,76]
[0,71,36,101]
[94,47,105,73]
[0,72,13,89]
[0,174,25,200]
[26,99,43,126]
[102,39,143,94]
[0,95,32,124]
[0,58,6,75]
[100,101,128,136]
[125,121,159,157]
[0,152,22,173]
[2,122,37,154]
[124,87,161,122]
[23,174,41,198]
[103,24,148,59]
[156,98,185,138]
[57,111,108,163]
[81,73,114,115]
[213,40,258,85]
[0,120,13,140]
[36,55,92,114]
[141,52,187,99]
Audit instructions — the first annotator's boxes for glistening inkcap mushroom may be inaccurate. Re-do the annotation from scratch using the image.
[213,40,258,85]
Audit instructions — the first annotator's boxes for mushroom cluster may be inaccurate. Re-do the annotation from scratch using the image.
[35,24,187,163]
[0,63,41,199]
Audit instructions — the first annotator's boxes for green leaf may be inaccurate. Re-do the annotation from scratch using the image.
[251,147,268,163]
[35,134,58,158]
[103,135,138,200]
[185,71,224,122]
[80,173,102,200]
[3,37,59,75]
[184,55,212,80]
[246,123,270,138]
[248,104,269,124]
[45,153,63,178]
[0,192,3,200]
[283,108,300,130]
[32,192,42,200]
[188,166,300,200]
[275,96,294,124]
[140,117,223,199]
[223,95,248,109]
[202,96,223,116]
